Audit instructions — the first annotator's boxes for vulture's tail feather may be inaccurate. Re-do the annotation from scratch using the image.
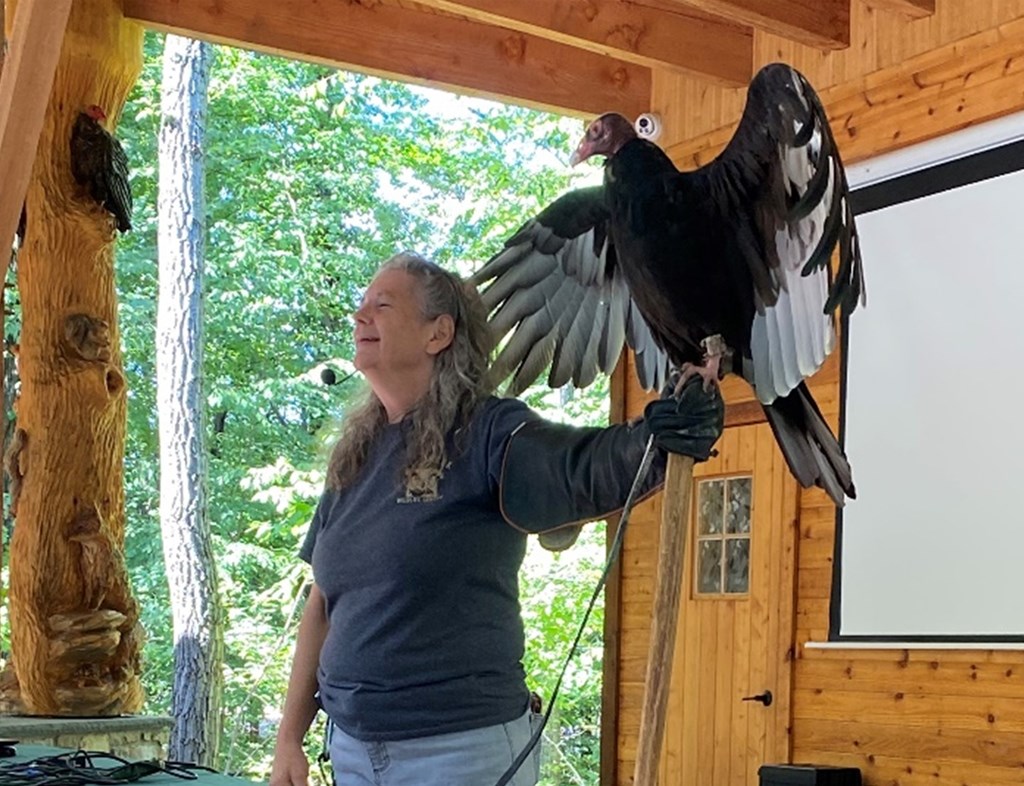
[762,382,855,506]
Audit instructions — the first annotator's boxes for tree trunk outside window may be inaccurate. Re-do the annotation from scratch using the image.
[157,33,222,767]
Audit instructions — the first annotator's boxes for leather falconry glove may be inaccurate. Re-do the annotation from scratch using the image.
[643,374,724,460]
[501,415,660,551]
[500,375,723,552]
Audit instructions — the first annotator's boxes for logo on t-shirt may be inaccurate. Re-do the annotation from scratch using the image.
[397,464,449,504]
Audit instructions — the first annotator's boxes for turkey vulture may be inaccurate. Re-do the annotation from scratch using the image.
[470,63,865,505]
[70,105,133,233]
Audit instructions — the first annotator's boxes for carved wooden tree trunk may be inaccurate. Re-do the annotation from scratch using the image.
[3,0,143,715]
[158,34,223,766]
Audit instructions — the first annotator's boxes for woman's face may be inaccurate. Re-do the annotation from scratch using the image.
[352,268,452,382]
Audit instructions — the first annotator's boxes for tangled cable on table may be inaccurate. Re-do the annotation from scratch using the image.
[0,749,216,786]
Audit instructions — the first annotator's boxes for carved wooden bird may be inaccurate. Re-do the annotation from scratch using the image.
[471,63,865,505]
[70,105,133,233]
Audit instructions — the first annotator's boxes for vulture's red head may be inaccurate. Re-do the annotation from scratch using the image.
[84,105,108,123]
[570,112,637,166]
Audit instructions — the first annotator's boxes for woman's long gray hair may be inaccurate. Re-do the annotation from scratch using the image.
[327,252,495,493]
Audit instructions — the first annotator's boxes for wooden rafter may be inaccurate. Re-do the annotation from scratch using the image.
[413,0,753,86]
[124,0,651,119]
[0,0,74,264]
[864,0,935,20]
[662,0,850,49]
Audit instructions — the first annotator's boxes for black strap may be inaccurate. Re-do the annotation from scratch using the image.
[493,434,657,786]
[319,712,335,785]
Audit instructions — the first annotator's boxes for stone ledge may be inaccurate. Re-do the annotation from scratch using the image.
[0,715,172,737]
[0,715,172,760]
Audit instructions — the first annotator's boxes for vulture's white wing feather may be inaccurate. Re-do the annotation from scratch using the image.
[709,63,863,404]
[471,187,669,396]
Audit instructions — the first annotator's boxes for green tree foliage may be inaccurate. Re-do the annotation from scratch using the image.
[115,31,611,783]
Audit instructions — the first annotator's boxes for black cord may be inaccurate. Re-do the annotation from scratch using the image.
[0,750,203,786]
[316,716,334,786]
[493,434,658,786]
[163,762,219,775]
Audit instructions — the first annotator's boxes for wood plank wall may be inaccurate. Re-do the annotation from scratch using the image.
[656,0,1024,152]
[613,2,1024,784]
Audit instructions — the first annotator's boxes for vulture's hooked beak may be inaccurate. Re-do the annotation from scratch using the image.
[569,139,594,167]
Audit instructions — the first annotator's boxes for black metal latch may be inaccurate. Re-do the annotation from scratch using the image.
[741,690,773,707]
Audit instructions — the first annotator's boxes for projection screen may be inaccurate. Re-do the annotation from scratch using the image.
[833,119,1024,641]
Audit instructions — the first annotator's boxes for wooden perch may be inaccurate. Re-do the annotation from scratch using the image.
[633,452,695,785]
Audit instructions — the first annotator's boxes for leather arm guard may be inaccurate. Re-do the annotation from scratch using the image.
[499,418,666,551]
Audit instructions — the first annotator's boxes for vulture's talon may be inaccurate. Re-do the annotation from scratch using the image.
[676,362,720,395]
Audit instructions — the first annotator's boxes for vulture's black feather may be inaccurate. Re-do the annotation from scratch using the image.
[471,63,866,505]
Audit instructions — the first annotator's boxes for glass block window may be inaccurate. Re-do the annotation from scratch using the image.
[695,476,752,596]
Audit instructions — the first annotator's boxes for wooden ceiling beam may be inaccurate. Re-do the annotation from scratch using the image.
[413,0,753,87]
[666,0,850,49]
[0,0,74,266]
[864,0,935,20]
[123,0,651,119]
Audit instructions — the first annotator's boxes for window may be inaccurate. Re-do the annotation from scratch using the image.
[694,476,752,596]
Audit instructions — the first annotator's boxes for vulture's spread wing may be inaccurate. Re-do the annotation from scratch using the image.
[471,186,669,396]
[702,63,865,404]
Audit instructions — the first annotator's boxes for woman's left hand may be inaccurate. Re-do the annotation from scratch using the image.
[643,375,724,459]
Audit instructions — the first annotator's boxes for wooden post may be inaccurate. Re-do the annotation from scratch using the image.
[1,0,144,716]
[632,453,695,786]
[0,0,73,263]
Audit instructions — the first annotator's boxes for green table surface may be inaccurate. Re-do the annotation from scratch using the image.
[2,744,265,785]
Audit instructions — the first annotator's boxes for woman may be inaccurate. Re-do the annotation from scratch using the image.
[269,252,722,786]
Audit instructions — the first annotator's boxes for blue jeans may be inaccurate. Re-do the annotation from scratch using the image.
[328,709,541,786]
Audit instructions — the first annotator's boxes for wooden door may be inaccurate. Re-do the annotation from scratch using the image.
[659,423,799,785]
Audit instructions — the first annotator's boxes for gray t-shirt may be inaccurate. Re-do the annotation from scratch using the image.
[300,396,540,741]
